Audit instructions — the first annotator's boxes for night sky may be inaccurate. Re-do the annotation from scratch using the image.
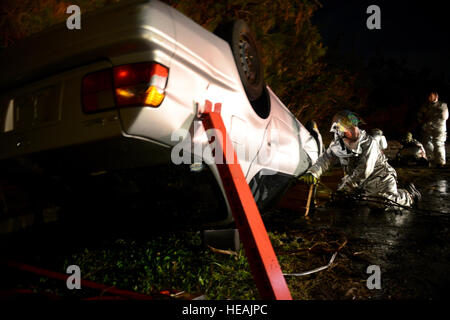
[314,0,450,78]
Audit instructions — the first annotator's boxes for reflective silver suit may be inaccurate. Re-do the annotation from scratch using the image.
[307,129,413,206]
[418,100,448,165]
[397,138,427,162]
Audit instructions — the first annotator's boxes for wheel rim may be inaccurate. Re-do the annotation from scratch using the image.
[238,34,260,86]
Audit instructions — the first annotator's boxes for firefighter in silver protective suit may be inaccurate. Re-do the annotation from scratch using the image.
[300,110,421,207]
[396,132,427,165]
[370,128,388,151]
[418,92,448,168]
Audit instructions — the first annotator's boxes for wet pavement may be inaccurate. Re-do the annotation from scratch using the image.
[275,165,450,299]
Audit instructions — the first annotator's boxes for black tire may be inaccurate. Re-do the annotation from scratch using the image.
[215,20,265,102]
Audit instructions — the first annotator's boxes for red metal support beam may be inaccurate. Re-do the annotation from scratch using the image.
[201,102,292,300]
[3,260,154,300]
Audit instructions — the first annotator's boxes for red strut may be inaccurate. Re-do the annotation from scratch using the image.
[201,101,292,300]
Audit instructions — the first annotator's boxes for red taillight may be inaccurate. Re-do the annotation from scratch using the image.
[82,69,114,113]
[113,62,168,108]
[81,62,168,113]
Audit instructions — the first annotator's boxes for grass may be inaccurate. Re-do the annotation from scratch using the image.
[264,212,372,300]
[34,231,257,300]
[30,211,373,300]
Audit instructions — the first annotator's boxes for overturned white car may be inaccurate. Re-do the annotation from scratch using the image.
[0,0,321,229]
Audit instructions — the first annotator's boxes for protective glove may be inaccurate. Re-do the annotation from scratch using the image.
[299,173,318,185]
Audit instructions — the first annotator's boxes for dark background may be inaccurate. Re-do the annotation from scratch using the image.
[314,0,449,139]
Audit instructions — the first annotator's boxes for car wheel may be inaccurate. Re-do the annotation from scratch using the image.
[215,20,265,102]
